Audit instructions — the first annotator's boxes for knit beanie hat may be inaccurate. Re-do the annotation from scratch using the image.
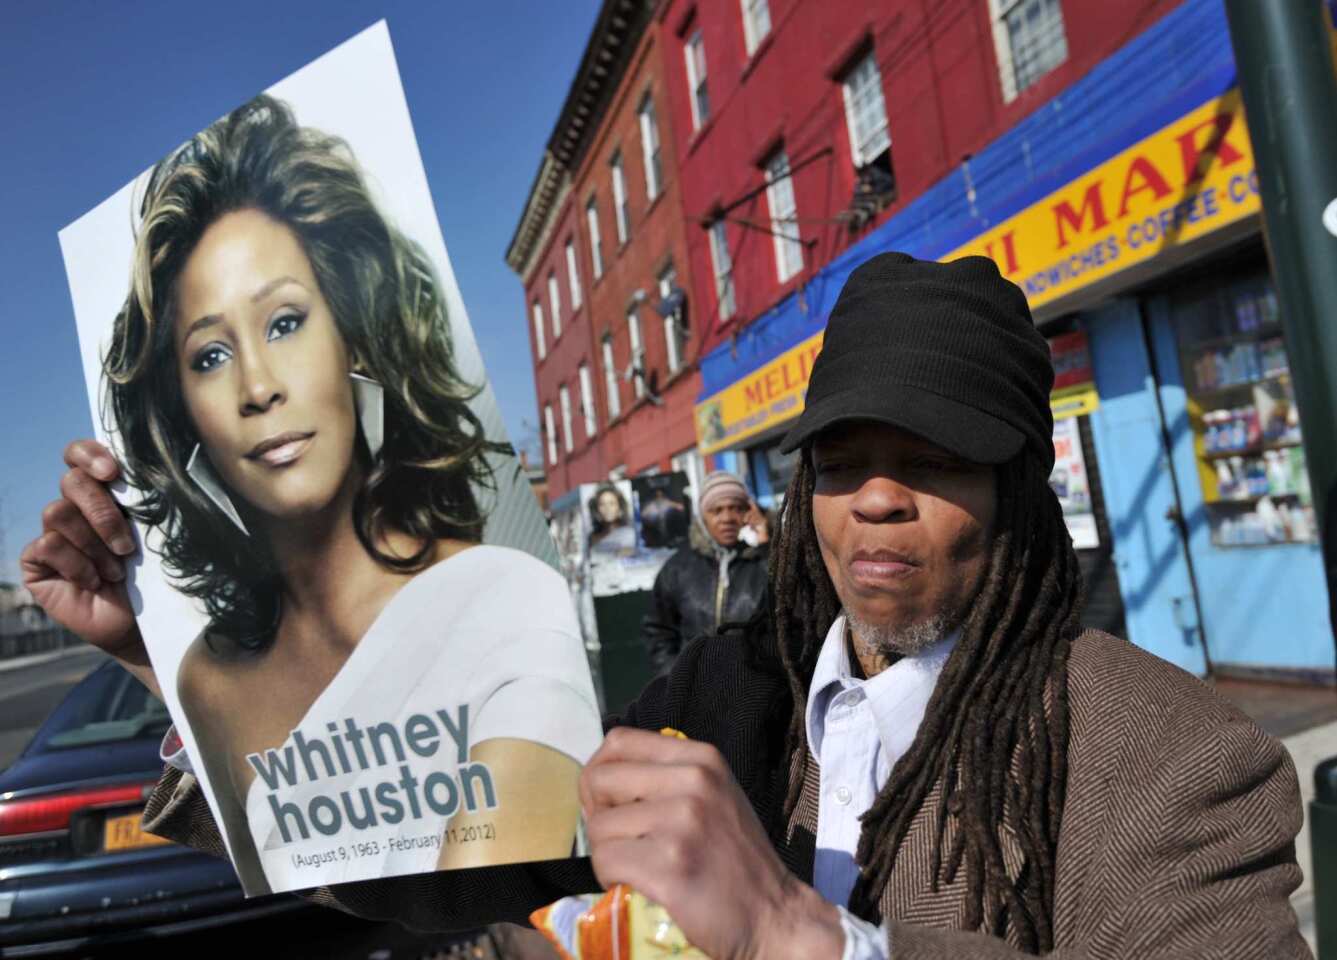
[698,470,749,513]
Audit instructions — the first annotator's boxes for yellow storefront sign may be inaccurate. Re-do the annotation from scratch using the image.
[947,89,1259,310]
[695,332,823,456]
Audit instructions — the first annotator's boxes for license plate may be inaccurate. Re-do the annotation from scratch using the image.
[103,810,171,852]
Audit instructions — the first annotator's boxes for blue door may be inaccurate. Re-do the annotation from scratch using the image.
[1084,300,1209,675]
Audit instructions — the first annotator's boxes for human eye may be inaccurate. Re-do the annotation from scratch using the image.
[266,308,307,342]
[190,343,232,373]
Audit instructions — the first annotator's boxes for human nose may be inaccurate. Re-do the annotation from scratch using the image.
[236,343,285,415]
[849,473,916,524]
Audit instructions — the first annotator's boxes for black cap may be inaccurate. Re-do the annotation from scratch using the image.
[779,252,1055,471]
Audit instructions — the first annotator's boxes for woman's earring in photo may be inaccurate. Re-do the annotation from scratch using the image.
[186,444,249,536]
[351,373,385,460]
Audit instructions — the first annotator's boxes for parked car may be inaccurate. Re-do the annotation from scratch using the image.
[0,660,310,955]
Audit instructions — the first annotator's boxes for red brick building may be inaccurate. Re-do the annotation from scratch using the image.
[507,0,707,501]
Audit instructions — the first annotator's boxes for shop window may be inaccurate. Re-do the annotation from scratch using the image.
[840,52,896,230]
[602,334,621,419]
[684,30,710,131]
[586,197,604,280]
[1172,275,1314,547]
[611,151,631,246]
[566,239,582,310]
[638,95,663,201]
[764,150,803,282]
[548,271,562,339]
[708,219,736,321]
[990,0,1068,101]
[740,0,771,56]
[532,300,546,360]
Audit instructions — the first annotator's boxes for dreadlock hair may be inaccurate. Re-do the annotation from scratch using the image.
[769,448,1084,953]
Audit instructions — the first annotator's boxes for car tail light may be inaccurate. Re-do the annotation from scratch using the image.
[0,782,155,837]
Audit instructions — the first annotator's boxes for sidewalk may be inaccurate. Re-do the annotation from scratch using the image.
[1282,719,1334,956]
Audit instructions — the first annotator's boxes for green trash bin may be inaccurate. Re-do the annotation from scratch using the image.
[1314,756,1337,959]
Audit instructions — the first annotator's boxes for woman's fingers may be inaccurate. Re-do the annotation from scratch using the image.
[26,531,103,593]
[57,467,135,557]
[63,439,121,483]
[40,498,125,584]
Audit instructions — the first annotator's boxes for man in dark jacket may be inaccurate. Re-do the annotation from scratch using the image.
[30,253,1311,958]
[640,469,768,674]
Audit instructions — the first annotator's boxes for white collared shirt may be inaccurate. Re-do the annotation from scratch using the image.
[806,614,958,958]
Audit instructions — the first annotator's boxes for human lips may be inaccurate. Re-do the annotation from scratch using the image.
[848,547,920,585]
[245,431,315,466]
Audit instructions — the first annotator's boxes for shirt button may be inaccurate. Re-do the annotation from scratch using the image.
[834,786,852,805]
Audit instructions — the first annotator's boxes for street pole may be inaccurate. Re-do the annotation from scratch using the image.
[1224,0,1337,641]
[1224,3,1337,955]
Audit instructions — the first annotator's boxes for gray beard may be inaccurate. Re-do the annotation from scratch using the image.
[845,609,954,660]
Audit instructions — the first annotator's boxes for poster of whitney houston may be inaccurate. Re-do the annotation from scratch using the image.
[57,22,603,896]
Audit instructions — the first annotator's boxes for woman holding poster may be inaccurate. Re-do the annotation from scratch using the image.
[25,89,601,895]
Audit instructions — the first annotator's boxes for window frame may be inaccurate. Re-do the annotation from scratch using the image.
[659,263,685,375]
[840,51,891,168]
[764,150,803,283]
[610,152,631,246]
[565,239,583,310]
[578,362,598,437]
[684,30,710,131]
[638,95,663,201]
[532,300,547,360]
[627,306,646,399]
[586,197,604,279]
[989,0,1069,101]
[707,219,736,321]
[544,403,558,465]
[740,0,772,56]
[547,272,563,339]
[559,383,575,453]
[602,334,621,420]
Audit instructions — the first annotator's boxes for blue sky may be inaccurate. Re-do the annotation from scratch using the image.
[0,0,599,583]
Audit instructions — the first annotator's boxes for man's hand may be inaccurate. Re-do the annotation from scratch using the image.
[20,439,158,698]
[580,727,844,960]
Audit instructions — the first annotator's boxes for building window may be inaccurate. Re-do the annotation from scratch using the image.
[565,238,583,310]
[627,306,646,399]
[611,152,631,246]
[532,300,546,360]
[602,334,621,420]
[578,362,597,437]
[740,0,771,56]
[841,52,891,168]
[660,263,687,375]
[638,95,663,201]
[586,198,604,279]
[707,219,736,321]
[764,150,803,283]
[671,447,706,498]
[548,272,562,339]
[684,30,710,131]
[544,403,558,465]
[991,0,1068,100]
[559,384,574,453]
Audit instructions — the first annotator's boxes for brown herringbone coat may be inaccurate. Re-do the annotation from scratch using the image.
[144,630,1312,957]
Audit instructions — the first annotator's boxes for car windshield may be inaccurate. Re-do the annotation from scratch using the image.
[28,662,171,752]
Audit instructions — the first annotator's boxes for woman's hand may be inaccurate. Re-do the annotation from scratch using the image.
[19,440,157,695]
[580,727,844,960]
[744,500,770,545]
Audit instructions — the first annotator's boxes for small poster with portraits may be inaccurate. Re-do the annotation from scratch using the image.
[56,23,602,896]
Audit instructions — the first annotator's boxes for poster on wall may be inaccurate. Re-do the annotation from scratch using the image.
[57,23,602,896]
[1049,417,1100,549]
[631,473,691,552]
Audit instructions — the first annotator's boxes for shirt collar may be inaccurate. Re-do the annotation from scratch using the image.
[804,614,959,763]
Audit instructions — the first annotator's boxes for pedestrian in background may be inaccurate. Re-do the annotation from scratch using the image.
[639,470,768,675]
